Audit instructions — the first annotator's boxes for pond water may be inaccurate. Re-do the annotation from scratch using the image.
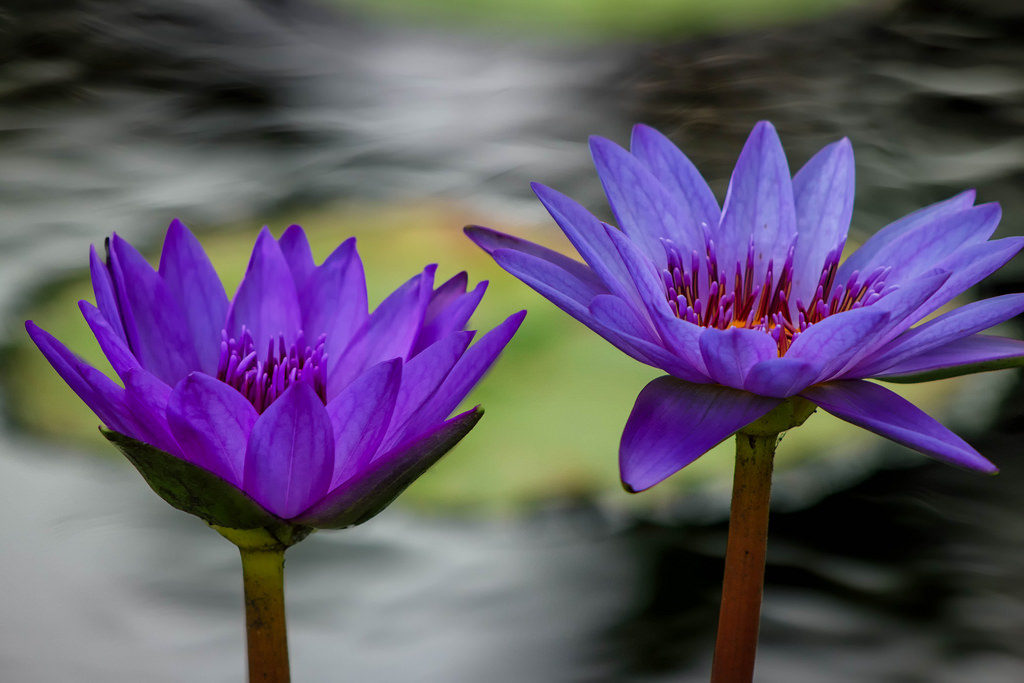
[1,0,1023,680]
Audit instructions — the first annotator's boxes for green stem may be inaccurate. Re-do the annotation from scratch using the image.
[710,432,778,683]
[239,546,290,683]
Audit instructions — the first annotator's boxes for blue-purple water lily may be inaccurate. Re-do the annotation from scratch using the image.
[468,121,1024,492]
[27,221,523,525]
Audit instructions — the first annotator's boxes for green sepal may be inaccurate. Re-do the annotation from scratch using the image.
[102,429,309,544]
[875,355,1024,384]
[738,396,816,437]
[294,407,483,529]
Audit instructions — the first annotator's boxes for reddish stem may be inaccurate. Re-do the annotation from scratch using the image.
[710,432,777,683]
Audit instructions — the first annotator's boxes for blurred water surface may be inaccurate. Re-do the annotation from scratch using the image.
[2,0,1024,680]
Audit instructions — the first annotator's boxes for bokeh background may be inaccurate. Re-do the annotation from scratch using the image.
[1,0,1023,680]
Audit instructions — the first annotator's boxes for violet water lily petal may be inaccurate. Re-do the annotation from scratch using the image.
[874,335,1024,383]
[913,236,1024,319]
[300,237,368,361]
[412,277,486,355]
[464,224,603,287]
[800,380,996,472]
[629,124,720,232]
[602,223,708,374]
[590,135,705,260]
[326,358,402,488]
[278,224,316,286]
[744,358,820,398]
[860,292,1024,376]
[109,234,201,384]
[588,295,709,382]
[89,245,126,342]
[294,408,483,529]
[400,310,524,441]
[243,382,335,519]
[167,373,258,487]
[158,219,229,374]
[123,368,180,456]
[25,320,135,435]
[837,190,977,283]
[330,265,434,392]
[79,300,141,380]
[382,331,474,451]
[225,227,303,351]
[791,138,854,304]
[718,121,797,284]
[838,270,950,371]
[861,204,1001,284]
[529,182,637,298]
[699,327,778,389]
[621,376,781,492]
[785,307,889,382]
[491,247,606,310]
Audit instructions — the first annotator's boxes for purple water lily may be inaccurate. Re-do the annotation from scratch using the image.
[468,121,1024,492]
[27,221,523,526]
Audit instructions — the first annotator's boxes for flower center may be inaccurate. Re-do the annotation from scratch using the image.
[661,232,892,355]
[216,328,328,412]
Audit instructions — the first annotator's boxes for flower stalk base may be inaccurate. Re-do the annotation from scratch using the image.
[220,527,292,683]
[710,431,778,683]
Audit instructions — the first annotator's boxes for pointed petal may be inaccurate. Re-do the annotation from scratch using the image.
[854,204,1001,284]
[588,295,708,382]
[603,223,708,374]
[786,307,890,382]
[24,321,134,435]
[839,270,949,368]
[620,376,780,491]
[874,335,1024,383]
[629,124,720,232]
[79,300,140,380]
[89,245,125,342]
[381,331,474,451]
[122,368,179,456]
[492,247,606,309]
[108,234,200,384]
[791,138,855,303]
[158,219,229,374]
[718,121,797,282]
[412,278,485,355]
[326,358,402,488]
[464,224,602,288]
[294,408,482,529]
[699,327,777,389]
[328,266,434,393]
[838,190,976,283]
[225,227,303,350]
[590,135,704,260]
[167,373,257,487]
[744,358,820,398]
[243,382,335,519]
[529,183,639,302]
[800,380,996,472]
[301,237,368,359]
[278,224,316,286]
[401,311,524,438]
[914,236,1024,318]
[861,293,1024,376]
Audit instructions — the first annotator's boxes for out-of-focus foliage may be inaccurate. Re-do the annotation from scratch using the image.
[331,0,869,40]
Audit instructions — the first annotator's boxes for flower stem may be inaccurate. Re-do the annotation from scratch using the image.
[239,546,290,683]
[710,432,778,683]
